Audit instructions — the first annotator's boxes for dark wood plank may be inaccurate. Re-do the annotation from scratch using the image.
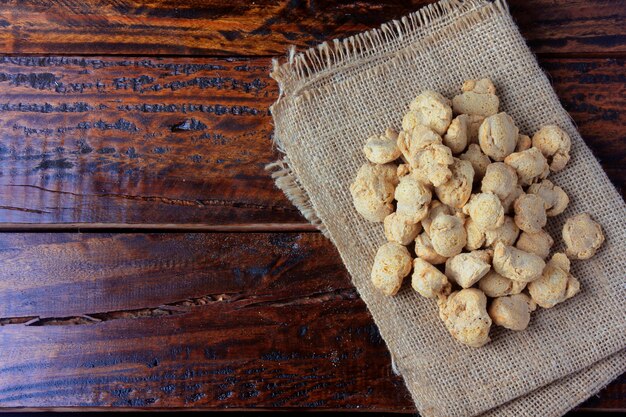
[542,58,626,184]
[0,56,302,225]
[0,232,413,410]
[0,295,413,409]
[0,1,624,56]
[509,0,626,56]
[0,232,623,411]
[0,57,623,226]
[0,233,347,318]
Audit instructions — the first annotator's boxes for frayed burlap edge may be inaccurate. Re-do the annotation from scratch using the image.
[266,157,329,236]
[266,0,504,237]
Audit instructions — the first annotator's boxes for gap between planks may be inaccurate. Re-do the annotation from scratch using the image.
[0,406,610,413]
[0,52,624,59]
[0,287,358,327]
[0,407,418,413]
[0,223,319,233]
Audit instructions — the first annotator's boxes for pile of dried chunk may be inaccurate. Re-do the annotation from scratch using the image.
[350,79,605,348]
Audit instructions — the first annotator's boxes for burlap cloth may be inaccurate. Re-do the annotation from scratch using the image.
[267,0,626,415]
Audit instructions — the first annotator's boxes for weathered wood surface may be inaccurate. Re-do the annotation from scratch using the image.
[0,232,410,409]
[0,295,409,409]
[0,56,623,226]
[0,56,292,225]
[0,1,624,56]
[0,232,622,411]
[0,233,345,318]
[544,58,626,192]
[0,0,624,413]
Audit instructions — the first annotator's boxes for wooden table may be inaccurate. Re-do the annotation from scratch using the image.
[0,0,623,413]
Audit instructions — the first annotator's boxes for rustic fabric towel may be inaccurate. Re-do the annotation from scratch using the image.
[267,0,626,416]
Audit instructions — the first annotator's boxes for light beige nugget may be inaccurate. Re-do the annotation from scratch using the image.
[415,232,448,265]
[422,200,453,236]
[395,174,432,223]
[501,185,524,214]
[516,229,554,260]
[363,128,402,164]
[514,194,547,233]
[435,158,474,209]
[412,258,451,299]
[484,216,520,247]
[443,114,469,154]
[438,288,492,348]
[470,249,493,264]
[464,78,497,94]
[493,242,546,283]
[466,114,485,144]
[350,163,398,222]
[516,134,532,152]
[528,179,569,217]
[416,143,455,187]
[371,242,413,296]
[452,78,500,117]
[402,91,453,135]
[488,293,536,331]
[478,112,518,162]
[459,143,491,182]
[463,193,505,231]
[397,125,453,187]
[528,253,580,308]
[397,163,410,178]
[445,253,490,288]
[562,213,605,260]
[513,194,546,233]
[532,125,571,172]
[478,270,526,298]
[481,162,518,200]
[407,162,431,186]
[465,217,486,250]
[504,147,549,186]
[430,214,467,257]
[384,213,422,245]
[397,124,441,159]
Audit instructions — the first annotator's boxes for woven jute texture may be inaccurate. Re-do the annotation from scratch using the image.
[268,0,626,416]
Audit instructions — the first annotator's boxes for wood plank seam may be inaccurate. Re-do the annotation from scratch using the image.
[0,287,358,326]
[0,223,318,232]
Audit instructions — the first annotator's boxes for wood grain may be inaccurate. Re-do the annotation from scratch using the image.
[544,58,626,175]
[0,0,624,412]
[0,233,346,318]
[0,232,412,410]
[0,232,622,411]
[0,56,623,226]
[0,56,296,225]
[0,1,624,56]
[0,295,412,409]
